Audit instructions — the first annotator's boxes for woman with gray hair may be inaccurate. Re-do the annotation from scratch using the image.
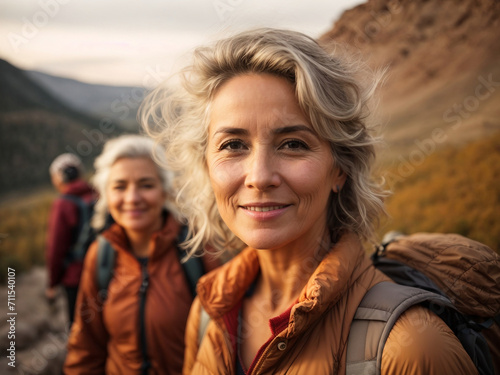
[141,28,476,374]
[46,153,93,326]
[64,134,219,375]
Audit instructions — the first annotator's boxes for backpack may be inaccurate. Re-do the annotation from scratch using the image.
[60,194,96,268]
[346,232,500,375]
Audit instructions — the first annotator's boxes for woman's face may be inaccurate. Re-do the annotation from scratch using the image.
[106,157,166,235]
[206,74,345,251]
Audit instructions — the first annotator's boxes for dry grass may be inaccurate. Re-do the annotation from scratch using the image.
[0,189,55,283]
[380,132,500,252]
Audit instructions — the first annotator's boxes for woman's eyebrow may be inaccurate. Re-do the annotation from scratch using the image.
[110,177,156,183]
[213,125,314,136]
[109,178,126,184]
[213,127,249,136]
[273,125,315,135]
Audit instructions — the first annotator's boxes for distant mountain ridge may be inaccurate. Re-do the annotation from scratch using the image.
[0,59,95,120]
[0,58,126,196]
[26,70,146,130]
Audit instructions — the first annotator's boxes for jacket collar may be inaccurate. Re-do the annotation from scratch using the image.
[102,211,181,263]
[197,232,372,336]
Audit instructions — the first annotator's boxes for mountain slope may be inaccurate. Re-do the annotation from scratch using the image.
[1,59,93,118]
[319,0,500,161]
[0,59,124,196]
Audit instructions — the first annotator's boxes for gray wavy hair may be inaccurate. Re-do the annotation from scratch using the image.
[49,153,84,179]
[91,134,180,230]
[141,28,388,257]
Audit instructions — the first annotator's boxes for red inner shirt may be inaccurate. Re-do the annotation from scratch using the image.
[223,298,295,374]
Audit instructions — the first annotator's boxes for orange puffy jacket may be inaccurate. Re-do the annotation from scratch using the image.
[65,213,218,375]
[183,232,477,375]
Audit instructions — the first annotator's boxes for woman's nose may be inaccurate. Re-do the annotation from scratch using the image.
[124,186,140,202]
[244,147,281,190]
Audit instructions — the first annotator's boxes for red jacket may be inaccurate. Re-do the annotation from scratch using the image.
[64,213,220,375]
[46,179,94,288]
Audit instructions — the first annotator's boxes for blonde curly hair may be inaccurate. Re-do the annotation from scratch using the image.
[141,28,388,258]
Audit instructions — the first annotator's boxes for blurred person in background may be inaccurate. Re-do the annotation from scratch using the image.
[46,153,94,326]
[64,134,219,375]
[141,28,478,374]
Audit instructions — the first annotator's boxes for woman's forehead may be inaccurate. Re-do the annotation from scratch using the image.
[208,74,310,133]
[109,157,160,179]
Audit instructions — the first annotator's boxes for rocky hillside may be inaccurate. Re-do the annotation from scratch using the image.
[319,0,500,161]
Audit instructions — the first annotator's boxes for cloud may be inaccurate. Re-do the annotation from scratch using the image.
[0,0,365,85]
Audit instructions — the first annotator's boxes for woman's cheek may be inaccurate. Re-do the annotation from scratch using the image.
[209,159,244,194]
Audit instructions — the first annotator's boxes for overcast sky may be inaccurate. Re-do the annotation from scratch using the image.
[0,0,365,86]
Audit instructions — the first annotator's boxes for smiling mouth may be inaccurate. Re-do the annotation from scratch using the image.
[124,209,145,214]
[243,205,287,212]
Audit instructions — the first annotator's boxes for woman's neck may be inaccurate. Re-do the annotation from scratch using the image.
[125,231,152,258]
[254,232,332,315]
[125,217,164,258]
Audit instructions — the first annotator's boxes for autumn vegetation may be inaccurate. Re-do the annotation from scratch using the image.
[0,190,54,283]
[380,132,500,252]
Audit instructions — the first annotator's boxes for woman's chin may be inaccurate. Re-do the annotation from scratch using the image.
[240,236,287,251]
[121,221,154,235]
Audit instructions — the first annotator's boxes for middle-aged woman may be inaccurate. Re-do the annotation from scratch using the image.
[142,29,477,374]
[64,135,218,375]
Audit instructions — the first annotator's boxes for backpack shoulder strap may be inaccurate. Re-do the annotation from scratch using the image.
[182,256,205,297]
[60,194,88,227]
[61,194,90,264]
[96,235,116,297]
[346,281,452,375]
[176,225,205,297]
[60,193,84,206]
[198,306,211,345]
[174,225,210,344]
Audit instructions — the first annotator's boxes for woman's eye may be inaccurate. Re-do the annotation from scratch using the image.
[220,139,246,151]
[281,139,308,150]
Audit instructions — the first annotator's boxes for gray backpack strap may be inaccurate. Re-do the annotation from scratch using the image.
[61,194,90,264]
[198,306,211,346]
[96,235,116,297]
[346,281,453,375]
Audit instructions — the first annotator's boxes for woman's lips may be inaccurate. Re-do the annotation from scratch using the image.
[243,205,286,212]
[124,209,146,217]
[240,204,290,220]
